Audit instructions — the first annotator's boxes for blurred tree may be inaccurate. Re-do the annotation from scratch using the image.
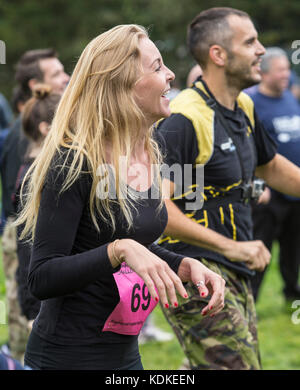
[0,0,299,104]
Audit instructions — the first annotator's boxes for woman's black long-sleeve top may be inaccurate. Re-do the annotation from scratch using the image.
[28,150,184,345]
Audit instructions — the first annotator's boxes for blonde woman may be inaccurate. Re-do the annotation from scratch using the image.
[16,25,225,370]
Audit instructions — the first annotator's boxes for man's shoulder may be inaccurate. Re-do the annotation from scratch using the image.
[282,88,300,102]
[237,90,255,106]
[156,111,193,130]
[169,87,211,115]
[166,87,215,131]
[157,88,215,165]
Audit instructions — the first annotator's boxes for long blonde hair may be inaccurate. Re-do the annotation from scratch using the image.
[17,24,163,240]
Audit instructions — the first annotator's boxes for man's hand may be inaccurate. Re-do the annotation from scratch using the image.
[257,187,271,205]
[164,198,270,272]
[223,240,271,271]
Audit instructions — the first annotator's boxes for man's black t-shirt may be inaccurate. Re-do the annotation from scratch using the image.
[157,82,277,277]
[28,149,184,348]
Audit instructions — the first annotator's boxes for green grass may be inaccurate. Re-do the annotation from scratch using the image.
[1,240,300,369]
[255,242,300,370]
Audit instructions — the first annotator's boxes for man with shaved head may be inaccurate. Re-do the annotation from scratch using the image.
[157,7,300,370]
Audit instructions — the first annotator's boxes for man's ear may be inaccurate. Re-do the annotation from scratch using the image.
[208,45,227,67]
[28,78,38,91]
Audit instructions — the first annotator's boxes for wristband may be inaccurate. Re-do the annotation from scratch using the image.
[112,239,124,266]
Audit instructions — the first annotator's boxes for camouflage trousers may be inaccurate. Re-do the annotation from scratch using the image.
[161,258,261,370]
[1,217,30,363]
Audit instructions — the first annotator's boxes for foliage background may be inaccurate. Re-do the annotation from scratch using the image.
[1,0,300,100]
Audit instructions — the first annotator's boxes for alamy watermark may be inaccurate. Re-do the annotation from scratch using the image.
[0,40,6,64]
[0,300,6,324]
[96,159,205,211]
[291,300,300,325]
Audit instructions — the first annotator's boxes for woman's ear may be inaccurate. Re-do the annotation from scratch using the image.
[38,121,50,137]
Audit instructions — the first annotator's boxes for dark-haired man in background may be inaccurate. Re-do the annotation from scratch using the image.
[1,49,69,223]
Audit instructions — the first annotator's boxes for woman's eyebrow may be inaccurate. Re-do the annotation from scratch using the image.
[150,58,161,68]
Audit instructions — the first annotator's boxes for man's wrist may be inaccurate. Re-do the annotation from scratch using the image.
[208,235,235,256]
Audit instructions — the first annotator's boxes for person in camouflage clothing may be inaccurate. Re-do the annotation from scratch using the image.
[156,7,300,369]
[1,221,29,362]
[163,259,260,369]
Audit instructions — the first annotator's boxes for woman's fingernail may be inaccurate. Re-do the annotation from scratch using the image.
[202,310,207,316]
[209,306,213,310]
[155,297,159,302]
[174,302,178,307]
[165,303,169,309]
[201,292,206,297]
[184,294,188,298]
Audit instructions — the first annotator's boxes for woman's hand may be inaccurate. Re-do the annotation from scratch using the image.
[177,257,226,317]
[108,238,188,309]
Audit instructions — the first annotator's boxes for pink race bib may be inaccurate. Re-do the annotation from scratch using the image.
[102,263,158,335]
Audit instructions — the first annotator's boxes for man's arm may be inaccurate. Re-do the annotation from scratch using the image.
[256,153,300,197]
[163,179,270,271]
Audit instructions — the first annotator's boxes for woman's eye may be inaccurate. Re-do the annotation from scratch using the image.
[155,65,162,72]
